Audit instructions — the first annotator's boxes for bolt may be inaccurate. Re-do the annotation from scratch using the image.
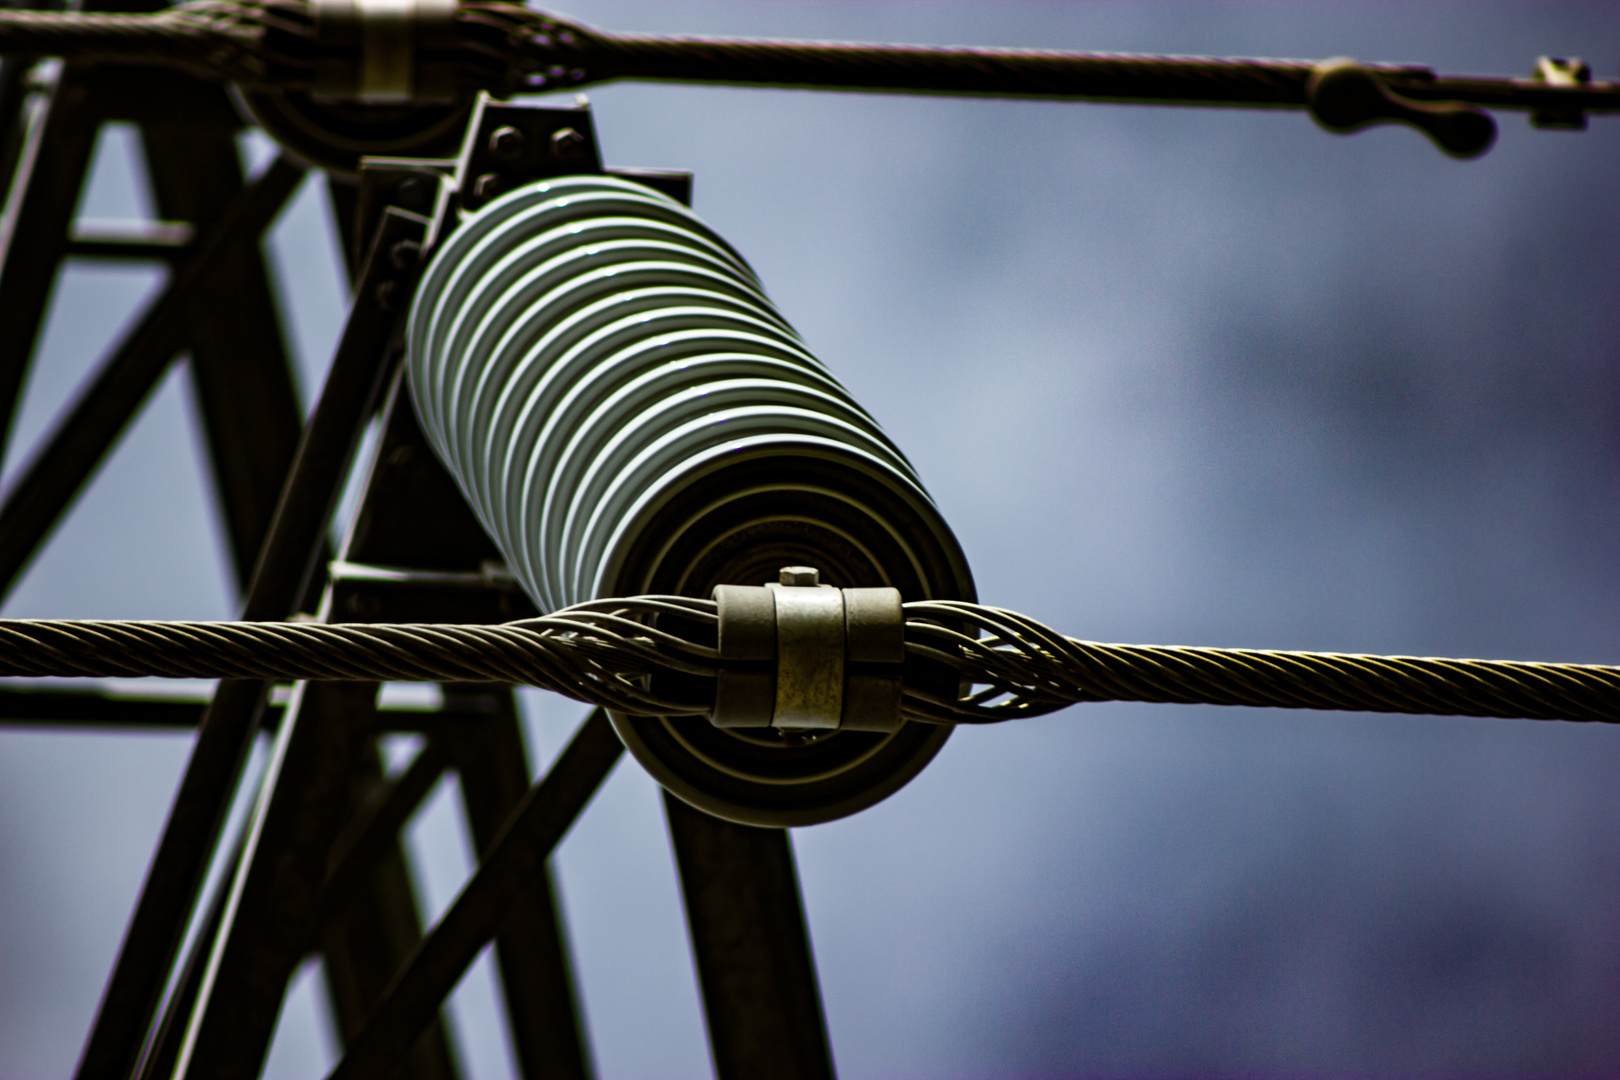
[396,176,427,208]
[779,566,820,587]
[550,126,586,161]
[389,239,421,270]
[488,125,525,161]
[374,279,398,311]
[473,172,500,199]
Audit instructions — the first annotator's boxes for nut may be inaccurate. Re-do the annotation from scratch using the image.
[389,239,421,271]
[550,126,586,161]
[395,176,427,209]
[779,566,820,587]
[487,125,525,160]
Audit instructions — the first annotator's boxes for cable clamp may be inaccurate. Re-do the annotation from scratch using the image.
[313,0,458,102]
[712,566,904,733]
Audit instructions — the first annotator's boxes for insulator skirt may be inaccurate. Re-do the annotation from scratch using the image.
[408,174,964,608]
[406,173,974,826]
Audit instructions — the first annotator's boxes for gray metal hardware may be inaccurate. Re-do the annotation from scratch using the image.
[714,567,904,733]
[313,0,458,103]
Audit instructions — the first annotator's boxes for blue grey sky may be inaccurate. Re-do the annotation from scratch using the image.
[2,2,1619,1078]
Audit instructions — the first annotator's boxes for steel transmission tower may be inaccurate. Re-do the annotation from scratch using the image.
[0,3,1613,1078]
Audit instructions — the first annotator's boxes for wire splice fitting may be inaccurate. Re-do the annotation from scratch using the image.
[713,566,904,733]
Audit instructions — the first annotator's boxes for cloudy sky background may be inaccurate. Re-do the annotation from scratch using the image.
[2,1,1619,1077]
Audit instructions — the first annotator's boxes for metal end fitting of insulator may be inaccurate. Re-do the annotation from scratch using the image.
[713,567,904,734]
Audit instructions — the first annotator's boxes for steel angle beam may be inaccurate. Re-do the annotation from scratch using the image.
[74,208,427,1080]
[330,570,541,625]
[318,738,452,939]
[0,58,39,210]
[66,220,196,260]
[139,97,304,592]
[132,838,244,1080]
[0,64,100,454]
[664,794,836,1080]
[163,198,590,1080]
[0,685,212,728]
[342,370,510,574]
[171,222,442,1073]
[0,61,246,466]
[173,679,378,1080]
[335,367,588,1080]
[0,154,305,599]
[0,687,497,733]
[325,710,621,1080]
[327,175,363,283]
[445,691,592,1080]
[320,741,460,1080]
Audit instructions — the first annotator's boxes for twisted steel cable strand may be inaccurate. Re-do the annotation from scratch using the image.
[570,31,1322,106]
[0,2,1327,102]
[0,598,721,715]
[0,0,303,86]
[0,597,1616,726]
[0,0,554,93]
[0,0,1611,114]
[904,601,1620,725]
[566,33,1620,113]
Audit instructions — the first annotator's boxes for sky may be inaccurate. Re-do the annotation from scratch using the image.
[2,2,1620,1078]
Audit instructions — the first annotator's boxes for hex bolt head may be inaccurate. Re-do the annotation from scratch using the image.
[389,239,421,271]
[487,125,525,160]
[779,566,820,587]
[550,126,586,161]
[395,176,427,209]
[473,173,500,199]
